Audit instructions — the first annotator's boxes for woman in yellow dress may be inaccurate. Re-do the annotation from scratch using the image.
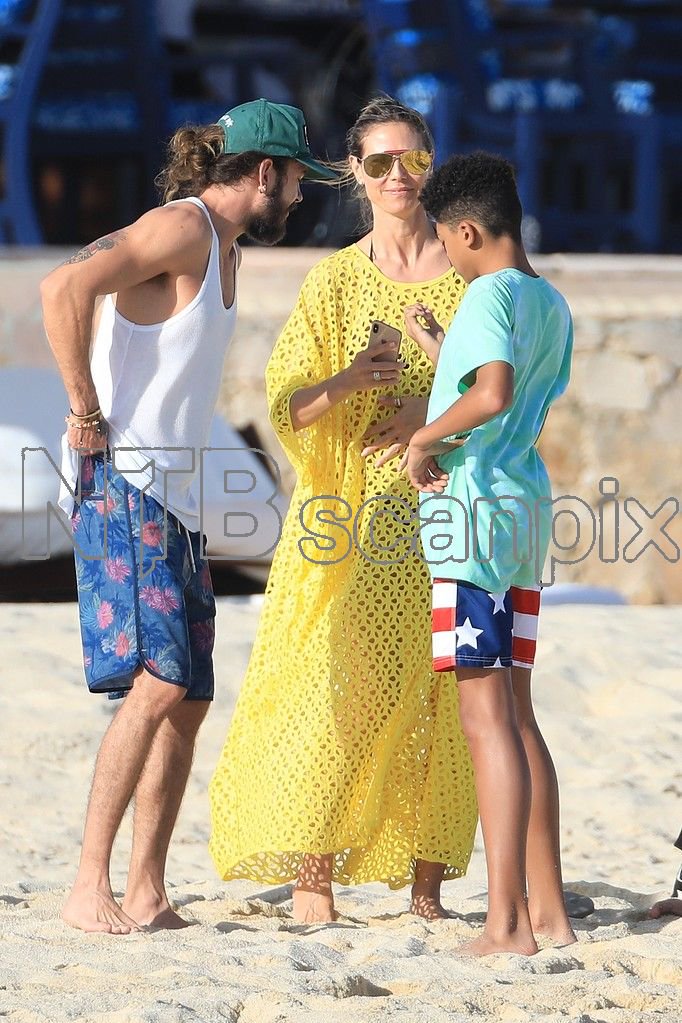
[209,97,477,922]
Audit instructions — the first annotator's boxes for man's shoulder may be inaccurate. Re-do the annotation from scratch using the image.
[135,201,212,250]
[122,201,213,278]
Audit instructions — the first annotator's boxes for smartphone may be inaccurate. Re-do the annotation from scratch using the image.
[368,319,402,361]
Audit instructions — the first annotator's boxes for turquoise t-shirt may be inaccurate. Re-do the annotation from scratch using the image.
[419,268,573,591]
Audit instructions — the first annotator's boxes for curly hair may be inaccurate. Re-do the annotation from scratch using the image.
[420,151,523,242]
[155,124,289,203]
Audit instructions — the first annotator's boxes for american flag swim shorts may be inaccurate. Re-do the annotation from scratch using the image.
[431,578,541,672]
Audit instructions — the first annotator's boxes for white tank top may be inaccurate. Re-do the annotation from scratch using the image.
[59,196,238,531]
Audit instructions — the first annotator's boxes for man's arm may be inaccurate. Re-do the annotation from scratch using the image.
[40,203,209,418]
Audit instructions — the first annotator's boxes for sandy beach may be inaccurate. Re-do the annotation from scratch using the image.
[1,598,681,1022]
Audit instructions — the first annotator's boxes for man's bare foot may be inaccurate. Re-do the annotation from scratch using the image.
[410,889,451,920]
[458,930,538,957]
[649,898,682,919]
[62,886,140,934]
[292,889,337,924]
[121,893,190,929]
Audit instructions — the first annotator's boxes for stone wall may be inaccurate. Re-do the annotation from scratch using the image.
[2,248,681,603]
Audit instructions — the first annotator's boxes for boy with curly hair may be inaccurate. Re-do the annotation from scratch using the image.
[405,151,574,955]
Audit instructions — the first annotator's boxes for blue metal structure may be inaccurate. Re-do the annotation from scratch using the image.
[0,0,62,242]
[1,0,680,249]
[361,0,681,252]
[32,1,166,230]
[0,0,167,244]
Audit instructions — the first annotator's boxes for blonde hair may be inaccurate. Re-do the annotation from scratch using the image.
[332,96,435,231]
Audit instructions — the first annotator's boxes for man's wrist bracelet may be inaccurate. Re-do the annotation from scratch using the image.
[68,406,101,422]
[65,411,106,435]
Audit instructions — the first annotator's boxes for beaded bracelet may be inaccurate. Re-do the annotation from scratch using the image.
[65,411,107,435]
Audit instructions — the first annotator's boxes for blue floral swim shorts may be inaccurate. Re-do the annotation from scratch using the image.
[71,453,215,701]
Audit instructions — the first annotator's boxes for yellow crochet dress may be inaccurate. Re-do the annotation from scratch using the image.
[209,245,478,888]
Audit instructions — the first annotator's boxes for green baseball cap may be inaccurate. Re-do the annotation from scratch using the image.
[217,98,338,182]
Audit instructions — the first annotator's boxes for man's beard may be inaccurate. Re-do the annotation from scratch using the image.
[245,177,293,245]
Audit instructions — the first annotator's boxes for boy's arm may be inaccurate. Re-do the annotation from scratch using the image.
[406,282,515,489]
[405,361,512,491]
[411,360,514,455]
[40,204,209,426]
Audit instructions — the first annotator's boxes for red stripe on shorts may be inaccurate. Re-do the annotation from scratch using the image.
[511,586,541,616]
[432,605,455,633]
[512,635,537,665]
[433,654,457,672]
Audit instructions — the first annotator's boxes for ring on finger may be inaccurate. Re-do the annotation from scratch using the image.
[394,396,402,409]
[373,370,381,382]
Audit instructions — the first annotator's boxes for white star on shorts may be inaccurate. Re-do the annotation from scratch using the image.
[455,617,484,650]
[489,592,506,614]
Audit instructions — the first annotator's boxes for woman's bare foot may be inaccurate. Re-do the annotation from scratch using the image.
[458,930,538,957]
[293,853,336,923]
[292,888,337,924]
[411,860,448,919]
[62,885,140,934]
[410,887,451,920]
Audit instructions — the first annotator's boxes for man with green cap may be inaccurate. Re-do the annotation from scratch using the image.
[41,99,335,935]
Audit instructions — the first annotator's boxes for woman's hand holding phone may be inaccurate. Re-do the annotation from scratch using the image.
[339,325,405,395]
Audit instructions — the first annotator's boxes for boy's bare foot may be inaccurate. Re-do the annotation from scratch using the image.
[532,922,577,946]
[410,887,451,920]
[649,899,682,919]
[458,930,538,957]
[121,892,190,929]
[529,905,577,945]
[62,886,140,934]
[292,889,337,924]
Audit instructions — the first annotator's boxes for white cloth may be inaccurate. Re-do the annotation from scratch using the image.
[58,196,238,531]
